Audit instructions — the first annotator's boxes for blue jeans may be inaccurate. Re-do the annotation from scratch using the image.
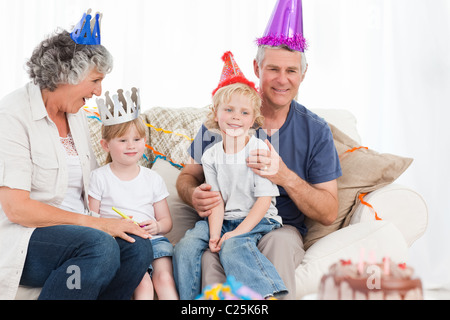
[20,225,153,300]
[173,218,287,299]
[148,236,173,276]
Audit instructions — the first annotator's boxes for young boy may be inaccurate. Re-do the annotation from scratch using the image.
[173,52,287,299]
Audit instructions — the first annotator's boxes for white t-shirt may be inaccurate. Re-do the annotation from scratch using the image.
[201,135,281,224]
[89,164,169,232]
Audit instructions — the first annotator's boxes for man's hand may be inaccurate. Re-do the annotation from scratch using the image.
[192,183,222,218]
[176,162,222,218]
[247,139,292,186]
[248,140,339,225]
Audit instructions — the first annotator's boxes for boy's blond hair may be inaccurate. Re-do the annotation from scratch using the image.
[205,83,263,131]
[101,117,147,164]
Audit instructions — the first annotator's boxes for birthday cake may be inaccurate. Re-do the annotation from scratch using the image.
[318,259,423,300]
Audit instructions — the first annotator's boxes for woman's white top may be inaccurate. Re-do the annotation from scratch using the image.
[0,82,98,299]
[58,133,85,214]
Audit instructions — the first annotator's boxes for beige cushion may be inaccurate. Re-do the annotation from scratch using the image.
[143,107,209,168]
[303,124,413,250]
[151,158,200,244]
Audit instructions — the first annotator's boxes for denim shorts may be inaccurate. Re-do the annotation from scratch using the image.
[148,236,173,275]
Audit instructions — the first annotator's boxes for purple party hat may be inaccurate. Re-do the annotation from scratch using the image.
[256,0,307,52]
[70,9,101,45]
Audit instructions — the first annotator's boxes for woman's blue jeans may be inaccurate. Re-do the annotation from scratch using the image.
[19,225,153,300]
[173,218,287,299]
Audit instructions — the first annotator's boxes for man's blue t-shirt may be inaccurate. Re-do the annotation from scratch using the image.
[188,101,342,235]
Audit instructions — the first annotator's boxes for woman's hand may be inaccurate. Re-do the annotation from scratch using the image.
[98,218,150,243]
[0,188,150,244]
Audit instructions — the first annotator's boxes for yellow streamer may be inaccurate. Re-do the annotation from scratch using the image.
[144,122,193,141]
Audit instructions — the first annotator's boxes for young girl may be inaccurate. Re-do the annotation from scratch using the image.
[174,52,287,299]
[88,115,178,300]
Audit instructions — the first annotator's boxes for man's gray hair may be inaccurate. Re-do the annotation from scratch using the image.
[26,29,113,91]
[255,45,307,75]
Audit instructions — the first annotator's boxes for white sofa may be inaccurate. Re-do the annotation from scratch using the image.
[291,109,428,298]
[14,107,428,299]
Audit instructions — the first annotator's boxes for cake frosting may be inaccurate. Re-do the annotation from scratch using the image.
[318,259,423,300]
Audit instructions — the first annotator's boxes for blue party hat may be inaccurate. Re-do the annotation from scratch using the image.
[70,9,101,45]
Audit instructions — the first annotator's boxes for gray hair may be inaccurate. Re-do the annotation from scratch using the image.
[255,45,307,75]
[26,29,113,91]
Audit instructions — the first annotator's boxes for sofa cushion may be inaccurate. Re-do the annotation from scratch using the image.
[143,107,209,168]
[303,124,413,250]
[151,158,200,244]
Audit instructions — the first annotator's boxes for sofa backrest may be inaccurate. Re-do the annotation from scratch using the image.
[312,108,361,144]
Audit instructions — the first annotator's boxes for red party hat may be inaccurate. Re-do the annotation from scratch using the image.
[212,51,257,96]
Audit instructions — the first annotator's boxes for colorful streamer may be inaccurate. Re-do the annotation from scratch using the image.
[144,122,193,141]
[339,146,368,159]
[339,145,380,221]
[358,193,382,221]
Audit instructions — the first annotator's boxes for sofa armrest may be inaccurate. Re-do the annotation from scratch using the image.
[349,183,428,247]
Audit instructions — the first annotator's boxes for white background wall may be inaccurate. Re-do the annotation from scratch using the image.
[1,0,449,290]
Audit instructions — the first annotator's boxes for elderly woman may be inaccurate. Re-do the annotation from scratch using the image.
[0,28,153,299]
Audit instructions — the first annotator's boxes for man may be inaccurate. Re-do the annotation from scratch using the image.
[174,0,342,299]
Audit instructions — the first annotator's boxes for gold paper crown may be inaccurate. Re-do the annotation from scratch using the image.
[96,88,140,126]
